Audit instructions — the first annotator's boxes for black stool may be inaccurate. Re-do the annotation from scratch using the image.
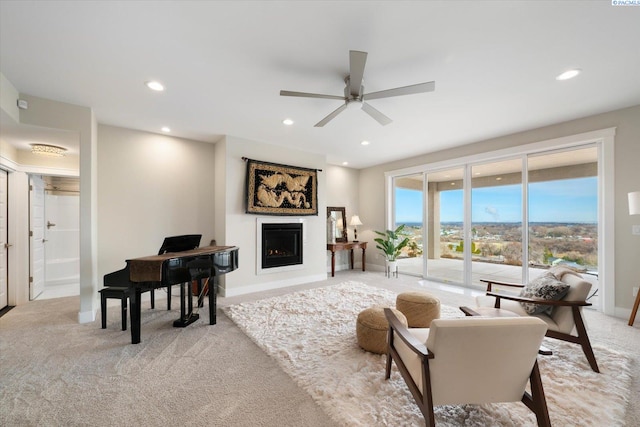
[99,287,130,330]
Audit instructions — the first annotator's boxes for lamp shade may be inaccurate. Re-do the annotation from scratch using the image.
[349,215,363,226]
[629,191,640,215]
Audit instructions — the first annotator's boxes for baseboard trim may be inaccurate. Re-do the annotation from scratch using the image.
[78,309,96,324]
[220,274,327,297]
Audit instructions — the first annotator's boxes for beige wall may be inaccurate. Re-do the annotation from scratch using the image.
[326,164,361,271]
[359,105,640,313]
[97,125,216,281]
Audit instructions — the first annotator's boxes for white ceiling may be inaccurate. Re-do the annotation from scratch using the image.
[1,1,639,169]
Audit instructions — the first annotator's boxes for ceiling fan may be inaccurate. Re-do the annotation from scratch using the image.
[280,50,435,127]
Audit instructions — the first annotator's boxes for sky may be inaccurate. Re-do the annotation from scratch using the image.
[395,176,598,223]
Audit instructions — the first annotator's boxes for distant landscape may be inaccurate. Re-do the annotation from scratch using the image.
[398,222,598,272]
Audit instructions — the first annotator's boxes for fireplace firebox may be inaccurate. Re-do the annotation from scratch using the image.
[262,223,303,269]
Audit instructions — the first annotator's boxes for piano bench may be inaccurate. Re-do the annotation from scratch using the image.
[99,287,130,331]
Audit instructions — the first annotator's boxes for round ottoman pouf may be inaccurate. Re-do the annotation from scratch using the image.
[396,292,441,327]
[356,306,407,354]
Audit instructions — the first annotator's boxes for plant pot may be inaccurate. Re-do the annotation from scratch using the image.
[385,260,398,278]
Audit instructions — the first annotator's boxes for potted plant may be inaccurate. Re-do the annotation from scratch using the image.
[374,224,410,275]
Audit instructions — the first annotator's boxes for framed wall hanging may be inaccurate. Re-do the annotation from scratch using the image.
[245,158,318,215]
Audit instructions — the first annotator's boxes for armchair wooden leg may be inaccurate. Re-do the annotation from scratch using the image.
[385,329,393,379]
[522,361,551,427]
[628,289,640,326]
[571,307,599,373]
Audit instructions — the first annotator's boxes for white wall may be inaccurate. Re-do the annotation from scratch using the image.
[218,136,327,296]
[97,125,216,281]
[359,105,640,315]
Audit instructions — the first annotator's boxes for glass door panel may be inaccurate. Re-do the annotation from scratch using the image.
[425,167,464,284]
[470,159,523,288]
[393,173,424,277]
[527,147,599,306]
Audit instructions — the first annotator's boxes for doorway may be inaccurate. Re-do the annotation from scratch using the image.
[29,175,80,300]
[0,169,8,309]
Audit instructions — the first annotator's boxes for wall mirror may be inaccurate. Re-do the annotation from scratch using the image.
[327,206,347,243]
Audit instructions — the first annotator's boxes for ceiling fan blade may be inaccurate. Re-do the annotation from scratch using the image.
[349,50,367,98]
[361,102,392,126]
[314,103,348,127]
[364,81,435,101]
[280,90,345,101]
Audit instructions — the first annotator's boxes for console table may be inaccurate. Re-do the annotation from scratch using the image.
[327,241,367,277]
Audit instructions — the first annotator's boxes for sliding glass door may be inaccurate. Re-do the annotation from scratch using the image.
[527,146,599,306]
[470,159,523,288]
[391,145,600,301]
[393,173,424,276]
[425,167,464,284]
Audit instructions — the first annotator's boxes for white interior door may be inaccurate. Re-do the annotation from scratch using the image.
[30,175,45,300]
[0,169,8,308]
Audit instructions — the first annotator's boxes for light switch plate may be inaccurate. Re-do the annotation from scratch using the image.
[633,225,640,235]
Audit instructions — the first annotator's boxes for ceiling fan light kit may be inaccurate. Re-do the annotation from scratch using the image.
[280,50,435,127]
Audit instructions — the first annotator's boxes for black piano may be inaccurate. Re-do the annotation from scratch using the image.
[104,236,239,344]
[103,235,203,311]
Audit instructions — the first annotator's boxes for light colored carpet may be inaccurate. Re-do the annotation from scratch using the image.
[223,281,632,427]
[0,294,337,427]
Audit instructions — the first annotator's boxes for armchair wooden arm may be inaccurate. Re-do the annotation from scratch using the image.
[384,308,435,425]
[384,308,432,360]
[480,279,525,292]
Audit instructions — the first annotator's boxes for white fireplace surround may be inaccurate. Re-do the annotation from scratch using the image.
[256,217,307,275]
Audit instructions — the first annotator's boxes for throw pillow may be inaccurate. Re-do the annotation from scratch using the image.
[519,272,570,315]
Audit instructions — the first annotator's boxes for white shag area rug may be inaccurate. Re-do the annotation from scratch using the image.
[223,282,631,426]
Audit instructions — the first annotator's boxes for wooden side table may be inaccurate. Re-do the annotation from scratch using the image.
[327,241,367,277]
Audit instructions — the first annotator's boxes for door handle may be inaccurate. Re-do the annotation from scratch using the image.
[42,239,48,243]
[3,243,12,249]
[47,221,56,229]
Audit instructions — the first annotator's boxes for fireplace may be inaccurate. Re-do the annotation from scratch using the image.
[261,223,303,269]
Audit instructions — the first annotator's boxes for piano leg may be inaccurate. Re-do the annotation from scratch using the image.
[197,278,205,308]
[173,281,199,327]
[130,288,142,344]
[208,275,217,325]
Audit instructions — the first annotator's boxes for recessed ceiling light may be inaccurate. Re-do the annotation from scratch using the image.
[556,69,581,81]
[360,140,370,146]
[161,127,171,133]
[496,177,503,181]
[145,81,165,91]
[282,118,294,126]
[342,161,349,166]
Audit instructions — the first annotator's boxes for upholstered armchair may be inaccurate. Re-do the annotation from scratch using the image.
[384,308,551,427]
[476,266,598,372]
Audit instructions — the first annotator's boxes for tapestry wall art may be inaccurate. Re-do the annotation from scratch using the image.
[245,158,318,215]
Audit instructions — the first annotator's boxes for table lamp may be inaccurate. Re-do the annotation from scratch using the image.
[350,215,363,242]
